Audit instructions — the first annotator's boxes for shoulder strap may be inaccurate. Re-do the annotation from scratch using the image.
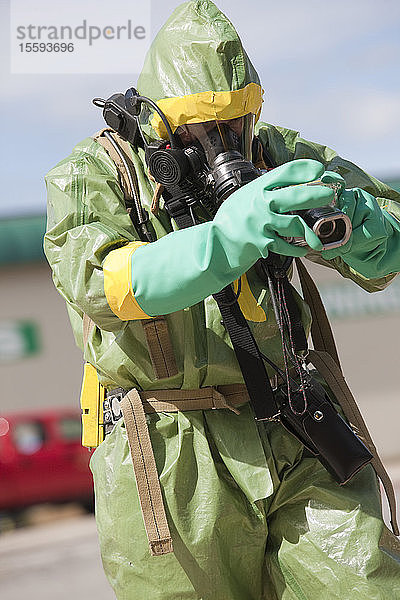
[164,187,278,420]
[88,129,178,380]
[213,285,278,420]
[141,318,179,380]
[94,128,137,208]
[94,128,154,243]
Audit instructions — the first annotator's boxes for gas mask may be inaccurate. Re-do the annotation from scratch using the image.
[145,113,261,217]
[94,88,351,249]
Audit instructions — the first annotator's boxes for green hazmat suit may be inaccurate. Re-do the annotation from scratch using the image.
[44,1,400,598]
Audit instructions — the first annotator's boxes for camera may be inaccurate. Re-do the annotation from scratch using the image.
[95,88,352,250]
[285,180,352,250]
[205,151,352,250]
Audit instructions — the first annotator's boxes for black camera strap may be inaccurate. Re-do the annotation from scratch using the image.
[164,193,279,420]
[213,285,278,420]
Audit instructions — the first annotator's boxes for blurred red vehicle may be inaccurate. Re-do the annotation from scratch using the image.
[0,409,94,513]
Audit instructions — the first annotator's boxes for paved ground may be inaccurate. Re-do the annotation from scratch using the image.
[1,464,400,600]
[0,515,114,600]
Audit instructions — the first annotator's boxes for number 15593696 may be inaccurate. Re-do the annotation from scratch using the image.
[19,42,74,52]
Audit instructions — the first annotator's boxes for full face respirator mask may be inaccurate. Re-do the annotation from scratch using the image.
[93,88,351,249]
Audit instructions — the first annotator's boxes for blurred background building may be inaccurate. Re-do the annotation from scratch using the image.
[0,215,82,413]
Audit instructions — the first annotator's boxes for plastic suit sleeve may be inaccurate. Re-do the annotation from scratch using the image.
[320,184,400,279]
[103,159,334,318]
[256,121,400,291]
[44,140,140,338]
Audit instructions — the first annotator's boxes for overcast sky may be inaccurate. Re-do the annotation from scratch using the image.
[1,0,399,217]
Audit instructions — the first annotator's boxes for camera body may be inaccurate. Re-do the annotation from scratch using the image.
[148,145,351,250]
[290,205,352,250]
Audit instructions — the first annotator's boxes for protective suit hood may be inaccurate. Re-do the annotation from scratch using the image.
[137,0,263,138]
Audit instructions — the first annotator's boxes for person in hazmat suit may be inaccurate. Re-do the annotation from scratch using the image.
[44,1,400,598]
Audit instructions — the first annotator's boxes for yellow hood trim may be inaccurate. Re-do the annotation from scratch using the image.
[151,82,263,138]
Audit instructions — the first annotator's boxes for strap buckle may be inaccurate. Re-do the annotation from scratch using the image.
[103,387,125,436]
[256,411,281,423]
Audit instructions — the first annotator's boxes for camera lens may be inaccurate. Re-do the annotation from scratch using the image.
[317,220,336,239]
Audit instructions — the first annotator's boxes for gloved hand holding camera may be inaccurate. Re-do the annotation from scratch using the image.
[104,144,400,319]
[106,159,336,317]
[319,171,400,279]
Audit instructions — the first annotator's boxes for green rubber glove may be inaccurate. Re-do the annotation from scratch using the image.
[321,172,400,279]
[132,159,334,315]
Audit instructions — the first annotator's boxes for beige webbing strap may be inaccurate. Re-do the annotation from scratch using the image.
[93,129,178,380]
[295,258,342,369]
[119,384,248,556]
[142,318,178,379]
[94,128,140,207]
[150,182,164,215]
[120,389,173,556]
[139,384,246,415]
[82,313,95,350]
[308,349,399,536]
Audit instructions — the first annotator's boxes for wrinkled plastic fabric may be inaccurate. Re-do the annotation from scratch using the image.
[44,129,400,599]
[44,130,400,600]
[90,405,400,599]
[44,1,400,597]
[137,1,261,104]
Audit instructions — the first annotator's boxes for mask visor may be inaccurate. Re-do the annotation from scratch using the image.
[176,114,255,163]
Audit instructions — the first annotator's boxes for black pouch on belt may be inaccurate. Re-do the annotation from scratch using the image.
[277,374,373,485]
